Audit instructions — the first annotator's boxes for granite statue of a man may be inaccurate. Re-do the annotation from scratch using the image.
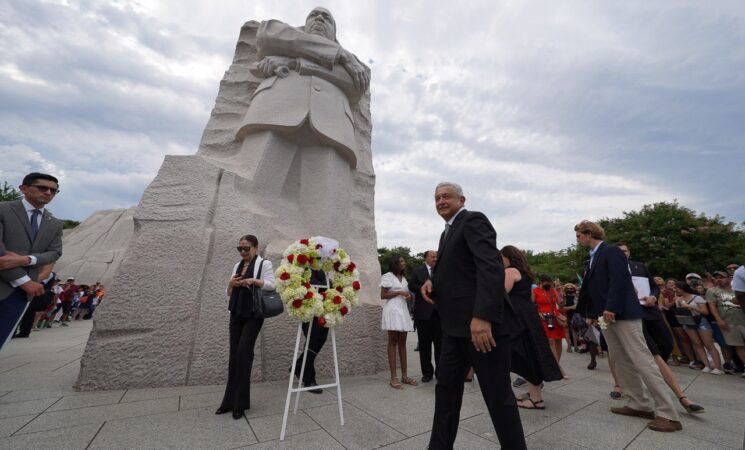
[76,9,382,390]
[206,7,371,231]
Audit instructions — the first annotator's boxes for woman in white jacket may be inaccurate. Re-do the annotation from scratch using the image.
[216,234,275,419]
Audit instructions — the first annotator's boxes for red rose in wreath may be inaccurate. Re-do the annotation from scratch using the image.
[340,306,348,316]
[287,254,294,263]
[280,272,291,281]
[292,299,303,308]
[336,286,343,293]
[352,281,361,290]
[333,295,342,305]
[318,316,327,327]
[333,261,341,271]
[304,291,314,299]
[300,239,310,245]
[297,254,308,265]
[347,262,356,272]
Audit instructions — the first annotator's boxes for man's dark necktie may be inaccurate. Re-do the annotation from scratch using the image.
[30,209,41,240]
[439,223,450,246]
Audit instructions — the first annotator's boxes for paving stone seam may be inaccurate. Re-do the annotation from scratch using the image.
[523,399,600,440]
[0,392,9,400]
[11,396,63,435]
[116,390,127,404]
[117,387,225,404]
[6,413,41,438]
[0,361,30,374]
[242,414,260,443]
[306,399,402,444]
[51,357,81,373]
[10,401,182,437]
[326,398,415,437]
[84,421,106,450]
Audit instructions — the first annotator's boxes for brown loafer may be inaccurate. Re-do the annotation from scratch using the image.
[647,417,683,432]
[610,406,655,420]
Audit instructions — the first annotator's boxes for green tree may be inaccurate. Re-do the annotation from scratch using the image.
[0,181,21,202]
[598,201,745,279]
[377,246,424,278]
[62,220,80,230]
[525,246,587,284]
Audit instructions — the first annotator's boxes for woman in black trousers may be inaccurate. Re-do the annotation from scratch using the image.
[216,234,275,419]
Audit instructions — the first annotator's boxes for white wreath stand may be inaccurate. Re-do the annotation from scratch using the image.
[280,319,344,441]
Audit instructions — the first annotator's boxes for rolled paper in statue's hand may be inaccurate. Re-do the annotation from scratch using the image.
[274,66,290,78]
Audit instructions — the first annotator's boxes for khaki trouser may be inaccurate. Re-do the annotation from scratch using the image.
[603,319,679,421]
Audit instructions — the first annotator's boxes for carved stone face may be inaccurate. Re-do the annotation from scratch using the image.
[305,7,336,41]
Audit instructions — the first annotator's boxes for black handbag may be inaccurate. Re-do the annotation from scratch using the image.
[252,259,284,318]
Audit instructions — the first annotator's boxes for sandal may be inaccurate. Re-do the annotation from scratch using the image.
[517,397,545,410]
[515,392,530,401]
[610,385,622,400]
[389,379,403,390]
[401,376,418,386]
[679,396,705,414]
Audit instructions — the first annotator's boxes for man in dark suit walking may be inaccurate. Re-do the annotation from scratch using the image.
[421,182,526,450]
[0,173,63,351]
[575,220,681,432]
[408,250,440,383]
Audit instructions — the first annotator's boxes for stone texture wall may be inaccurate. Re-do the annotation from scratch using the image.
[76,20,385,390]
[54,208,135,286]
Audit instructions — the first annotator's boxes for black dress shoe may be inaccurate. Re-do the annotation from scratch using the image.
[232,410,245,419]
[215,406,232,415]
[421,375,432,382]
[304,381,323,394]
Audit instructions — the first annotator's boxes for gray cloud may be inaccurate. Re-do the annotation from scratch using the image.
[2,0,743,254]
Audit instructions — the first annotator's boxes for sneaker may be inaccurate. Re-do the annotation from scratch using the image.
[723,363,736,374]
[702,367,712,373]
[61,322,68,327]
[710,368,723,375]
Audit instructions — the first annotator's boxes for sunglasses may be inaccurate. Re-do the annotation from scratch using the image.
[236,246,253,253]
[30,185,59,194]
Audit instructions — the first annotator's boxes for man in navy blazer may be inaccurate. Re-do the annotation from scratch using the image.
[421,182,526,450]
[575,220,681,433]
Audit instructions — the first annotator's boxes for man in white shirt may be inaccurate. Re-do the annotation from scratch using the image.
[0,172,63,351]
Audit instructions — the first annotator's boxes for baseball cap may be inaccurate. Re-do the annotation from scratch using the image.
[685,273,701,280]
[712,271,728,278]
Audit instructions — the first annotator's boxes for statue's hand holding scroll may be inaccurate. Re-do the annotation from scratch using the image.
[338,49,369,93]
[254,56,296,78]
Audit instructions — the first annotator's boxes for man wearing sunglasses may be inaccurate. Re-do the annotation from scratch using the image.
[0,172,63,351]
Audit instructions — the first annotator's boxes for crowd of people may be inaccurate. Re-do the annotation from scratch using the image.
[5,173,745,449]
[12,275,105,338]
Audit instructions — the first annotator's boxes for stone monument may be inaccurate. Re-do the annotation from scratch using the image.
[76,8,384,390]
[54,208,135,286]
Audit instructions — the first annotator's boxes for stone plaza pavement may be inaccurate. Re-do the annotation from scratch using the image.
[1,321,744,449]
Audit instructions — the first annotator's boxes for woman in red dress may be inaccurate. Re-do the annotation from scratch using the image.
[532,274,567,378]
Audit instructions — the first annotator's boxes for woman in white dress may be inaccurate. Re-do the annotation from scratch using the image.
[380,255,417,389]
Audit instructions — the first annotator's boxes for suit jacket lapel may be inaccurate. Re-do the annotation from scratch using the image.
[34,210,53,244]
[586,242,604,280]
[10,200,34,242]
[434,209,467,271]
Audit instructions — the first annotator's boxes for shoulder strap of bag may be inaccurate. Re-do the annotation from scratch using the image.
[257,258,264,280]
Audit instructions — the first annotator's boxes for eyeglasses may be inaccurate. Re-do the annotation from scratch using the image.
[30,185,59,194]
[236,246,253,253]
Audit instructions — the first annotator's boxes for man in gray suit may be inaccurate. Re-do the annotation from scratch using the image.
[0,172,63,351]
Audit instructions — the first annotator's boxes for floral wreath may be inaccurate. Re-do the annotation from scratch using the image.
[275,237,361,327]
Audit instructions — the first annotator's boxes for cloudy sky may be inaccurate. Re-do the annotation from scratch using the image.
[1,0,743,253]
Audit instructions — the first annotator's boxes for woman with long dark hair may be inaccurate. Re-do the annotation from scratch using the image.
[380,254,416,389]
[216,234,275,419]
[501,245,562,409]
